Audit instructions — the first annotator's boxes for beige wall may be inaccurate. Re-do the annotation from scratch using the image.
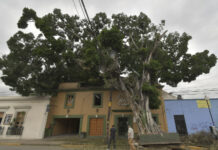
[47,90,111,133]
[46,83,168,135]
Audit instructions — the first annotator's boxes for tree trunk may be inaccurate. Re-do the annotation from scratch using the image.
[119,77,161,135]
[126,92,161,135]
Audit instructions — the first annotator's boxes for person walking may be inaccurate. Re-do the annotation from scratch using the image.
[128,125,136,150]
[107,125,116,150]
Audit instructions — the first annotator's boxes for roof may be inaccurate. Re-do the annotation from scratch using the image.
[164,98,218,101]
[0,96,50,101]
[162,90,177,100]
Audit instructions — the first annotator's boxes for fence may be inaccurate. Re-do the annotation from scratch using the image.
[6,126,24,135]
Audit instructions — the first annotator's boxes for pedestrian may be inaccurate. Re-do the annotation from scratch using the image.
[128,125,136,150]
[107,125,116,150]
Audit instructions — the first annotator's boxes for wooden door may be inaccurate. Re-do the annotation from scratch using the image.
[89,118,104,136]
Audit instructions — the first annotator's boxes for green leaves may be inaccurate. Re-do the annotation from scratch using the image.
[142,83,161,109]
[0,8,217,101]
[98,27,123,52]
[18,8,37,28]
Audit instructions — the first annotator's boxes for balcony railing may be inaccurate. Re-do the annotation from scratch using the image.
[6,126,24,135]
[0,126,4,135]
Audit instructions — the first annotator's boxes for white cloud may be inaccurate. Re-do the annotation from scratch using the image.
[0,0,217,98]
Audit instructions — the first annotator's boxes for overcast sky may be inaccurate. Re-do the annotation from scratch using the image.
[0,0,218,98]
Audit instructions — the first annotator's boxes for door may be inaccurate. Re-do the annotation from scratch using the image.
[174,115,188,135]
[117,117,128,136]
[89,118,104,136]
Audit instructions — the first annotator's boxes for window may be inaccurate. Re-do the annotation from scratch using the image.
[3,114,13,125]
[0,112,4,124]
[15,112,26,127]
[65,94,75,108]
[93,93,103,107]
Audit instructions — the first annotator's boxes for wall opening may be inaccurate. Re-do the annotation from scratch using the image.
[117,117,128,136]
[15,112,26,127]
[53,118,80,136]
[174,115,188,135]
[89,118,104,136]
[0,112,4,124]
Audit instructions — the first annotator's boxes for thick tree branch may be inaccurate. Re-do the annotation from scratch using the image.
[147,30,167,62]
[130,34,140,50]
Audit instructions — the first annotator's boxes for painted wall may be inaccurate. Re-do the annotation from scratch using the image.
[0,96,50,139]
[165,99,218,134]
[211,99,218,127]
[46,83,169,136]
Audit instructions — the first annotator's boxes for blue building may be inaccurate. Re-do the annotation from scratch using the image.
[164,98,218,135]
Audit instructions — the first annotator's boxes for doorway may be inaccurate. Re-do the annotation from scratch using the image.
[117,117,129,136]
[89,118,104,136]
[174,115,188,135]
[53,118,80,136]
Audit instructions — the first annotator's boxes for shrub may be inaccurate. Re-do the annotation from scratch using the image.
[187,131,214,146]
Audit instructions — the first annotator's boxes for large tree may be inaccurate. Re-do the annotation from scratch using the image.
[0,8,217,134]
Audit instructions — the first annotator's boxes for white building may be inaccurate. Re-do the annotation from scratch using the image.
[0,96,50,139]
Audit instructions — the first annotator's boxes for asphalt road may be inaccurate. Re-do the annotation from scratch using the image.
[0,145,69,150]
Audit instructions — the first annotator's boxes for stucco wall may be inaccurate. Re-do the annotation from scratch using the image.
[47,90,111,133]
[46,84,169,136]
[210,99,218,127]
[165,99,218,134]
[0,96,50,139]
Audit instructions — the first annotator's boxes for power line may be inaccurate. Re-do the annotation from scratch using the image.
[78,0,87,19]
[80,0,92,28]
[79,0,95,36]
[169,88,218,94]
[71,0,80,16]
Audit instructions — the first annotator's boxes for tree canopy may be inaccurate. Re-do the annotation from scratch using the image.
[0,8,217,134]
[0,8,217,104]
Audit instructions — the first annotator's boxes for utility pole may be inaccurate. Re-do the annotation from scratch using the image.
[205,95,215,126]
[107,90,112,144]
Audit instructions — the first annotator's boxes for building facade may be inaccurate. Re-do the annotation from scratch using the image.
[45,83,168,137]
[165,98,218,135]
[0,96,49,139]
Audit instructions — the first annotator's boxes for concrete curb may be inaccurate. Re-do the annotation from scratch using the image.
[180,145,208,150]
[0,142,21,146]
[0,141,70,147]
[187,146,208,150]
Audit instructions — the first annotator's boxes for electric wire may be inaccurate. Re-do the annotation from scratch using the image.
[71,0,80,17]
[80,0,92,28]
[79,0,95,36]
[78,0,87,20]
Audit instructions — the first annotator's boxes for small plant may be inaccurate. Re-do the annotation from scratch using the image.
[187,131,215,146]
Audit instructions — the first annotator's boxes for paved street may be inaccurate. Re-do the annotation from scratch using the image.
[0,145,129,150]
[0,145,128,150]
[0,145,69,150]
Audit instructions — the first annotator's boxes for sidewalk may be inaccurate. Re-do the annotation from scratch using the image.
[0,137,211,150]
[0,139,130,150]
[0,139,70,146]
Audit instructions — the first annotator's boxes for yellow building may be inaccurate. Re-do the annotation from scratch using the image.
[45,83,168,137]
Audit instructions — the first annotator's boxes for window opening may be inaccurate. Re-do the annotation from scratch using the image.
[65,95,74,108]
[0,112,4,124]
[94,94,102,106]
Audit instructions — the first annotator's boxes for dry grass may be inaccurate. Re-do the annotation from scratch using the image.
[181,131,216,147]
